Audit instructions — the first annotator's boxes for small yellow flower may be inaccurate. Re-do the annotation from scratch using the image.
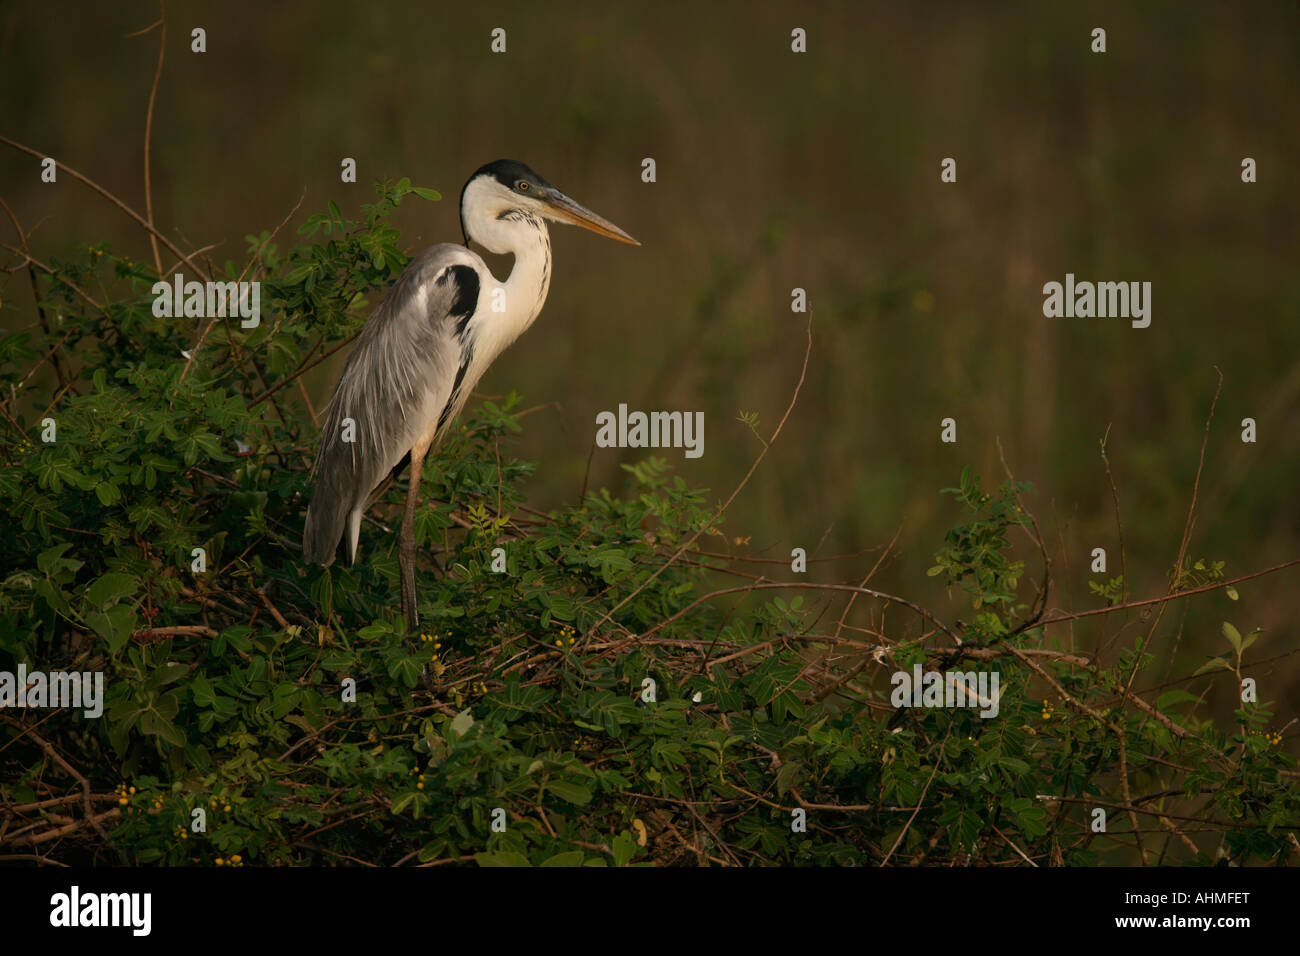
[223,804,232,812]
[118,796,129,806]
[215,857,225,866]
[231,854,242,865]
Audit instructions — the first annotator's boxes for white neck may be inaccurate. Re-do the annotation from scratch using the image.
[472,214,551,368]
[460,179,555,354]
[497,212,552,335]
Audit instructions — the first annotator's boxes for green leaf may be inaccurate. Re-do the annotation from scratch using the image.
[417,841,447,863]
[540,851,585,867]
[282,261,319,284]
[410,187,441,201]
[611,831,637,866]
[546,779,592,805]
[1222,621,1242,654]
[1193,656,1234,676]
[387,655,423,688]
[191,675,216,707]
[37,543,78,575]
[775,759,802,797]
[147,662,190,689]
[1156,690,1199,710]
[139,707,185,747]
[86,571,137,607]
[450,709,475,737]
[86,610,114,644]
[87,605,137,654]
[391,792,418,815]
[94,481,122,506]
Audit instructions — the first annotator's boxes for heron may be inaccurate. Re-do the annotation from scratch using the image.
[302,160,638,632]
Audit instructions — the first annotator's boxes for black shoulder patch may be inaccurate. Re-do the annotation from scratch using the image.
[435,264,480,325]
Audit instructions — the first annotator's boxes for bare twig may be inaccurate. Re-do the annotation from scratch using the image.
[0,134,210,281]
[130,2,167,277]
[1098,423,1127,604]
[591,314,813,636]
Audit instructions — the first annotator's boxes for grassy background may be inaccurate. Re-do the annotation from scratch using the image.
[3,1,1298,724]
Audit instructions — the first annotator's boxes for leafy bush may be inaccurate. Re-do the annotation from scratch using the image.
[2,179,1297,867]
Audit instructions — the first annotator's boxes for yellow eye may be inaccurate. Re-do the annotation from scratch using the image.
[517,181,529,191]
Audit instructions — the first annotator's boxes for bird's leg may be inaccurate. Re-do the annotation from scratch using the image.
[400,445,427,635]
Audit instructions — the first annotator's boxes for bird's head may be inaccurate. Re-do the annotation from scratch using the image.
[459,159,639,254]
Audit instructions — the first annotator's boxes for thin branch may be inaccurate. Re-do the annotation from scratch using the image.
[1099,423,1127,604]
[591,313,814,636]
[178,189,305,384]
[642,581,964,648]
[248,328,358,408]
[880,727,950,865]
[0,198,71,391]
[131,1,167,277]
[0,134,210,281]
[1035,557,1300,630]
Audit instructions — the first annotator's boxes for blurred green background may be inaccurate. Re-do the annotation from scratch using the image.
[3,2,1298,721]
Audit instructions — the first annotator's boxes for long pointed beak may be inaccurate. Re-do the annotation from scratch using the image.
[541,189,640,245]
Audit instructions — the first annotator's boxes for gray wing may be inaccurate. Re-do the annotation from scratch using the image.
[302,245,483,566]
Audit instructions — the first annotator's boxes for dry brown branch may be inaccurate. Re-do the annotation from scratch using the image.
[0,134,210,281]
[129,2,167,277]
[590,313,813,636]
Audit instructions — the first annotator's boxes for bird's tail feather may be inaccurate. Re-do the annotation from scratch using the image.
[302,494,348,567]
